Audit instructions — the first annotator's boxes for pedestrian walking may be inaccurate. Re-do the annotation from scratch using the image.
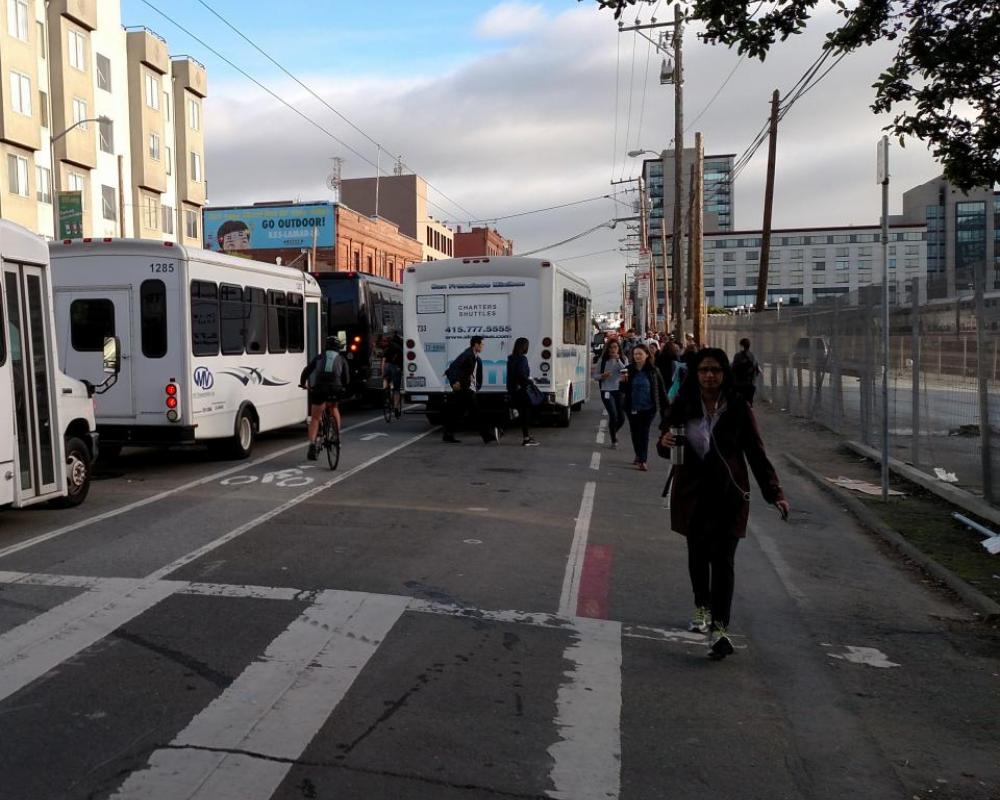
[506,337,540,447]
[623,344,668,471]
[593,338,628,448]
[732,337,761,405]
[658,347,789,660]
[442,336,495,444]
[654,339,677,397]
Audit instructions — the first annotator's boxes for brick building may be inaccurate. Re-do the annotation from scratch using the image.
[453,225,513,257]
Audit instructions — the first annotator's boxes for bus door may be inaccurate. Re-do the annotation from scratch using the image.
[2,262,61,504]
[306,299,321,361]
[56,288,135,417]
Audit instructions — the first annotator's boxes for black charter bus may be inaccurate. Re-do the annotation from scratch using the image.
[312,271,403,402]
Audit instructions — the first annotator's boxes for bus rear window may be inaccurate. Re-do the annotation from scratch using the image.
[71,298,115,352]
[191,280,219,356]
[140,280,167,358]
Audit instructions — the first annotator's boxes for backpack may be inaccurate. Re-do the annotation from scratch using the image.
[316,350,344,386]
[732,351,756,383]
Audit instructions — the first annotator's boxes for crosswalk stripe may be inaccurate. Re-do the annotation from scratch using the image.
[109,590,408,800]
[0,578,185,703]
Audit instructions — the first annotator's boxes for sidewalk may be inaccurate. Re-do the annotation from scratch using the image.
[752,400,1000,608]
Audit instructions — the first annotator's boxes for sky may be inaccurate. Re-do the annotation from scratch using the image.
[120,0,943,310]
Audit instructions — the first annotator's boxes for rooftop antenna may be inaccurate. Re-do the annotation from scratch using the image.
[326,157,344,202]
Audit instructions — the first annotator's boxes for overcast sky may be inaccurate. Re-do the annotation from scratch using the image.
[122,0,942,310]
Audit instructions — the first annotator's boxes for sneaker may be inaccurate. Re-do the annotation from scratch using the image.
[306,443,318,461]
[709,624,735,660]
[637,462,648,471]
[688,607,711,634]
[442,434,461,444]
[522,437,540,447]
[609,440,618,449]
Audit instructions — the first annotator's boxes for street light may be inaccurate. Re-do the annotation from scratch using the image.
[50,115,112,238]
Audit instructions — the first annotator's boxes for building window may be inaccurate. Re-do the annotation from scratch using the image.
[143,194,159,231]
[39,90,48,128]
[888,245,896,255]
[161,204,174,234]
[811,248,825,257]
[36,166,50,203]
[858,259,872,272]
[723,277,736,287]
[99,118,113,153]
[163,93,170,121]
[858,246,872,257]
[746,275,758,287]
[835,247,849,257]
[187,97,200,131]
[96,53,111,91]
[7,0,28,40]
[836,259,849,271]
[704,252,714,263]
[149,132,160,161]
[769,250,780,261]
[353,251,360,269]
[889,258,897,269]
[185,209,198,239]
[72,97,88,128]
[723,252,735,262]
[9,72,31,116]
[905,244,919,256]
[68,29,86,71]
[101,185,116,221]
[745,251,759,261]
[7,154,29,197]
[144,70,159,109]
[790,249,803,260]
[165,145,172,175]
[813,261,826,271]
[190,151,202,182]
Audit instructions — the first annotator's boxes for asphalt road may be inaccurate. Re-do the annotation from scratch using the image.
[0,403,997,800]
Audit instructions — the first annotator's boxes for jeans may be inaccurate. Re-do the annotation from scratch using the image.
[509,390,532,438]
[686,532,740,627]
[601,390,625,442]
[627,408,655,462]
[444,388,487,439]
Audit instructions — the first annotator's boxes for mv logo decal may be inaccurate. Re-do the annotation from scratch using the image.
[193,366,214,390]
[219,366,290,387]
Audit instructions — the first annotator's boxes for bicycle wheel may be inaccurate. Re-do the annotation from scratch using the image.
[383,389,393,423]
[326,416,341,470]
[393,391,402,419]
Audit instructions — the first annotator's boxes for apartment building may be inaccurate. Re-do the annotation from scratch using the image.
[340,173,455,261]
[0,1,206,242]
[697,223,928,310]
[453,225,513,257]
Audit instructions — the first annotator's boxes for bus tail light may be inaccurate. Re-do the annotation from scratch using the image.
[406,351,416,360]
[406,339,415,349]
[542,337,552,347]
[165,382,180,420]
[541,349,552,361]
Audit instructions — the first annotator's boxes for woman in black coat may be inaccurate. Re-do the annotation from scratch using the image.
[622,344,669,471]
[659,347,789,660]
[506,337,539,447]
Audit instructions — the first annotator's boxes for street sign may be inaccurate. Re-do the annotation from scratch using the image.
[876,136,889,185]
[58,191,83,239]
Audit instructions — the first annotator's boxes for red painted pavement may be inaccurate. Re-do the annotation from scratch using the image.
[576,543,613,619]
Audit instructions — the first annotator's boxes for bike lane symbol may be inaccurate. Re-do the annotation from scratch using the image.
[220,467,316,488]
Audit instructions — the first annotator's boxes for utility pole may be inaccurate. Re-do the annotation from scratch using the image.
[755,89,780,312]
[659,151,670,333]
[691,131,705,345]
[686,163,696,320]
[671,2,685,339]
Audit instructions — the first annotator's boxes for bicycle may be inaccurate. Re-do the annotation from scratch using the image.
[317,406,341,469]
[382,382,402,423]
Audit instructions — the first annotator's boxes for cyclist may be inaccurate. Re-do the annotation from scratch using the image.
[300,336,350,460]
[382,333,404,416]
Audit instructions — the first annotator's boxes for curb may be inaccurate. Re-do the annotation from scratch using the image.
[784,453,1000,621]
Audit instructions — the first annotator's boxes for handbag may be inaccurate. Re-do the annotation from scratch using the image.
[525,382,544,407]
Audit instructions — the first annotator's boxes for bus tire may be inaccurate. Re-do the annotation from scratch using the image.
[98,443,122,462]
[226,407,257,460]
[555,390,573,428]
[51,436,92,508]
[571,401,584,413]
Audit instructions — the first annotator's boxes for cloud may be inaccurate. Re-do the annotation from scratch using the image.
[201,3,941,312]
[474,2,549,39]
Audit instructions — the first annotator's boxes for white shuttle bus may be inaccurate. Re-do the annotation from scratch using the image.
[402,256,591,426]
[49,239,324,459]
[1,221,102,509]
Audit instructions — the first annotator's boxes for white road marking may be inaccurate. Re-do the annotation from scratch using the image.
[546,616,622,800]
[0,578,184,703]
[595,418,608,445]
[558,482,597,618]
[0,413,387,562]
[145,429,435,582]
[109,590,408,800]
[823,644,901,669]
[590,452,601,471]
[752,525,808,607]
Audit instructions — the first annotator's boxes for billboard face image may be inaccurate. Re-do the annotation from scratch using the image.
[202,204,335,253]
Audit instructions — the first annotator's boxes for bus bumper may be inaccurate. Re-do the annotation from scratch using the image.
[97,424,198,447]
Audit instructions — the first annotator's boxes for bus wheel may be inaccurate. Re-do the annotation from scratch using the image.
[555,390,573,428]
[52,437,92,508]
[98,444,122,462]
[227,408,256,459]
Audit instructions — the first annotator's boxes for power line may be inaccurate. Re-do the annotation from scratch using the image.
[685,53,746,134]
[610,30,623,184]
[461,192,632,225]
[514,220,617,257]
[554,247,623,262]
[620,31,639,181]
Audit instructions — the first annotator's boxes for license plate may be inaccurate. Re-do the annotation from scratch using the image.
[410,394,429,402]
[406,376,427,388]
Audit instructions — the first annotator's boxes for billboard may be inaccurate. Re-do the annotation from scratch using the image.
[58,191,83,239]
[202,203,335,254]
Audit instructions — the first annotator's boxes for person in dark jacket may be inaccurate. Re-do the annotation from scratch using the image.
[659,347,790,660]
[506,337,539,447]
[443,336,492,444]
[654,341,678,398]
[299,337,350,460]
[623,344,669,471]
[731,337,761,405]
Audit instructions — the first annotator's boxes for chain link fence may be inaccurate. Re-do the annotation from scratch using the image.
[711,283,999,506]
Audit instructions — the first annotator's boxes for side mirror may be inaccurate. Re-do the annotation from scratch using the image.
[103,336,122,375]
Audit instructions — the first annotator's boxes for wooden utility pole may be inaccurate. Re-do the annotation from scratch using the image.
[671,2,685,338]
[659,152,670,333]
[686,164,696,320]
[691,131,705,345]
[755,89,780,312]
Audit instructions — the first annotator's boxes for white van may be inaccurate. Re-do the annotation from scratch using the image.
[1,221,101,508]
[402,256,591,426]
[49,239,324,459]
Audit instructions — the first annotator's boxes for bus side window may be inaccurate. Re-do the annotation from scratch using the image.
[220,284,244,356]
[0,284,6,366]
[245,287,266,354]
[287,292,304,353]
[191,280,219,357]
[267,290,286,354]
[71,298,115,352]
[140,280,167,358]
